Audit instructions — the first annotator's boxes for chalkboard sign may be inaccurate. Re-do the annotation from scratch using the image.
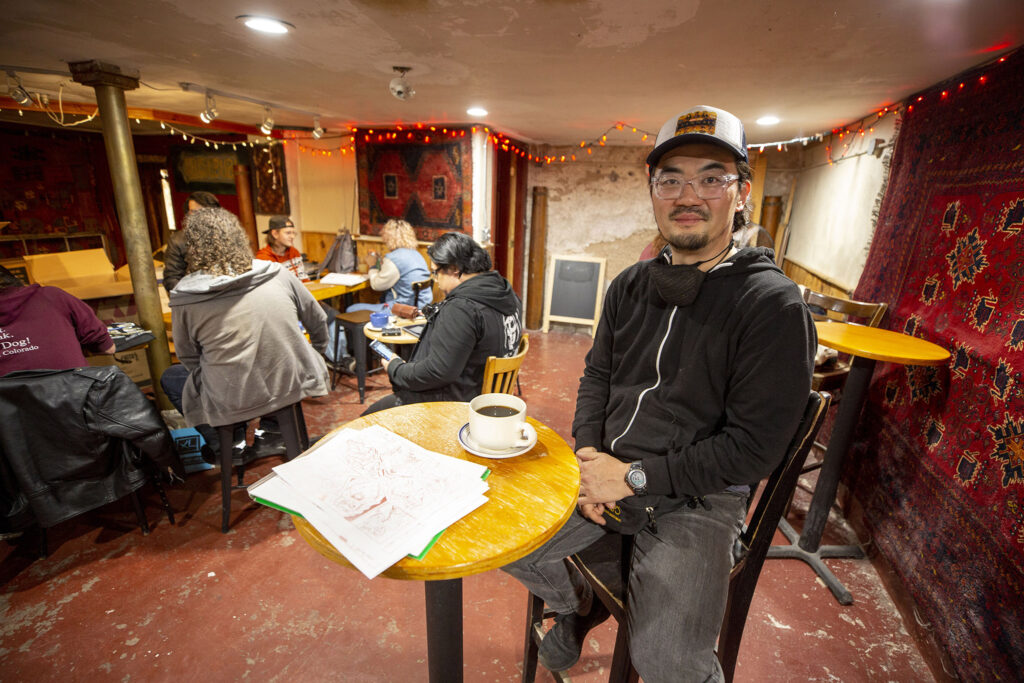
[542,254,606,337]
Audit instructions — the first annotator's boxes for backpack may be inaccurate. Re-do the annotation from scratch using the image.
[320,230,357,273]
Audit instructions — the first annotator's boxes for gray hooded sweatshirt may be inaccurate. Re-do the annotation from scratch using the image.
[170,260,329,427]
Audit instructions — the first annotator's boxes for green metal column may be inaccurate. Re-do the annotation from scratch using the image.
[70,61,172,409]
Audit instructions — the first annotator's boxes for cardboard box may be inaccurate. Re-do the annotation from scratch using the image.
[22,248,134,300]
[87,347,151,385]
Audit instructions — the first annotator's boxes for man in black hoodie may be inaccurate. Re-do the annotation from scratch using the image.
[362,231,522,414]
[504,106,816,682]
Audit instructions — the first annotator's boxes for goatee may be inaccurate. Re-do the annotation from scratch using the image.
[661,207,711,251]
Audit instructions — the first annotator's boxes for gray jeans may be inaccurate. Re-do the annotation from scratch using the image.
[503,490,746,683]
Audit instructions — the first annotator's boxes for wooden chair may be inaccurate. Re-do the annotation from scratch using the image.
[411,277,434,308]
[799,288,886,482]
[522,391,831,683]
[481,333,529,395]
[214,401,308,533]
[802,288,887,394]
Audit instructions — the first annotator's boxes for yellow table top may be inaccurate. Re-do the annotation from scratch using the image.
[293,401,580,581]
[815,321,950,366]
[305,279,368,302]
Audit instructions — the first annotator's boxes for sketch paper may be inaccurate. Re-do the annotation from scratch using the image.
[320,272,369,286]
[268,425,489,578]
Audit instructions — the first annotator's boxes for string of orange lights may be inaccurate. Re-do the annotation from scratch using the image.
[8,49,1010,167]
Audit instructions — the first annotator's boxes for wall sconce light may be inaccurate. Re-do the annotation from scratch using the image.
[199,92,218,123]
[312,115,324,139]
[260,106,274,135]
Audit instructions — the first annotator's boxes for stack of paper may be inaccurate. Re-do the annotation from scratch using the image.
[249,425,489,578]
[320,272,369,286]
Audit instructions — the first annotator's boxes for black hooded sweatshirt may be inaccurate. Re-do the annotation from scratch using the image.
[573,246,816,498]
[387,270,522,403]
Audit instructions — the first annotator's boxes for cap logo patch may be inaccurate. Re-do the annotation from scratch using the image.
[675,111,717,137]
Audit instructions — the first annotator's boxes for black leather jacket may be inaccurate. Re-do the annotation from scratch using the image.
[0,366,183,530]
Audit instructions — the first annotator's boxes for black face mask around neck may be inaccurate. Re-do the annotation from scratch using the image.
[648,241,733,307]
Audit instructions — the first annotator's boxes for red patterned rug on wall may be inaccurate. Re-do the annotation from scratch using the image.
[356,129,473,240]
[850,49,1024,679]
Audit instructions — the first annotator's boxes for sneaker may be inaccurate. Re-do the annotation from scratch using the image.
[250,432,287,459]
[537,596,611,672]
[199,444,218,464]
[342,355,357,373]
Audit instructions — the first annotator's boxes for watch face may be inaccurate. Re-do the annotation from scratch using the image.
[626,468,647,488]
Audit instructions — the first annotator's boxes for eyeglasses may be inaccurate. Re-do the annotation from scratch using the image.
[650,173,740,200]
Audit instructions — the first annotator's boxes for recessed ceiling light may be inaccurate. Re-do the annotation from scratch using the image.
[756,115,780,126]
[466,107,488,117]
[237,15,294,34]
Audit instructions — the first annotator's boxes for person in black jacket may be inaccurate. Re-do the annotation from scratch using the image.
[162,191,220,293]
[362,231,522,415]
[503,106,816,682]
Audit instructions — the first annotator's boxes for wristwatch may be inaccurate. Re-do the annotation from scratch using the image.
[625,461,648,497]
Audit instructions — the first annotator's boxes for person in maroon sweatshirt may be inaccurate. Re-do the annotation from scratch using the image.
[0,265,115,376]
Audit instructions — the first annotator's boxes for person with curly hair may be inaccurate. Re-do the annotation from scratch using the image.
[160,208,329,464]
[162,191,221,293]
[347,219,432,313]
[327,219,433,365]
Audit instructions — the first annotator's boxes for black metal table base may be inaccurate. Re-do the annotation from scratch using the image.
[425,578,463,683]
[767,519,863,605]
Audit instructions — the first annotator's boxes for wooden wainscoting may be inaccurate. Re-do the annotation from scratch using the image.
[782,258,853,298]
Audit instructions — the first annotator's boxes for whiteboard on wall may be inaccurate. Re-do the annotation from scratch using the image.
[542,255,606,337]
[784,115,896,292]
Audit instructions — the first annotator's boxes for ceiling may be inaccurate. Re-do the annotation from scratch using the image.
[2,0,1024,148]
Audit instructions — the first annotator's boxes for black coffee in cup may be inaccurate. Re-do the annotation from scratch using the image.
[475,405,520,418]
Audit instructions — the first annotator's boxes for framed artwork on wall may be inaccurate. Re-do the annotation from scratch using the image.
[168,146,244,195]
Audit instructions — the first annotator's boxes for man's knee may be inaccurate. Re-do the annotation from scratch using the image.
[630,635,723,683]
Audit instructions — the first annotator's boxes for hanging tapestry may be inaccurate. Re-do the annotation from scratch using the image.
[252,144,289,215]
[356,129,472,240]
[849,49,1024,680]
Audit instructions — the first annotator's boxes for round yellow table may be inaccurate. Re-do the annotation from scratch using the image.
[363,316,426,347]
[292,401,580,681]
[770,320,949,605]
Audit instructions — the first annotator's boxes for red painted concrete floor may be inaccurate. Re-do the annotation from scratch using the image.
[1,329,934,681]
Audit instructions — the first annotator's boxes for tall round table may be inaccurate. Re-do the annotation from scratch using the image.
[292,401,580,681]
[768,320,949,604]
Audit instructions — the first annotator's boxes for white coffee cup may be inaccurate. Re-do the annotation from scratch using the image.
[468,393,534,451]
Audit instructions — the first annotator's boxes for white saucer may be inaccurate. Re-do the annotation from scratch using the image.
[458,423,537,459]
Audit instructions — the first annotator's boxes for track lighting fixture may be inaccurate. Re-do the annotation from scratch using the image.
[199,92,218,123]
[5,71,32,106]
[179,83,323,137]
[260,106,274,135]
